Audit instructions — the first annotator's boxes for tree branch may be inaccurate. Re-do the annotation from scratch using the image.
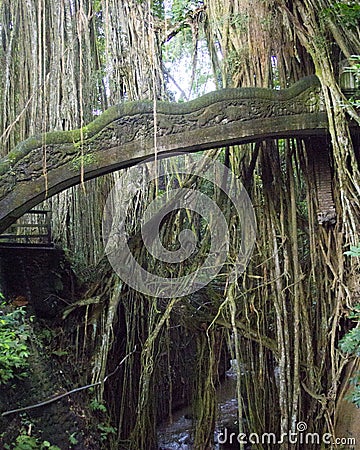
[1,347,136,417]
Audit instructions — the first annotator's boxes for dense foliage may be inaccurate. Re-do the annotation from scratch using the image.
[0,302,30,384]
[0,0,359,449]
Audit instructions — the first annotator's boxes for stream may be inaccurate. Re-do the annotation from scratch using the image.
[157,360,242,450]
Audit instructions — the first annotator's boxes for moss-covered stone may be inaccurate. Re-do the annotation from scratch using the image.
[0,75,338,235]
[70,154,98,171]
[0,76,321,177]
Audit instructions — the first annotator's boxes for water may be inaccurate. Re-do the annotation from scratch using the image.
[157,361,239,450]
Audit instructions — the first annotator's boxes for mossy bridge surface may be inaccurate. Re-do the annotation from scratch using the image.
[0,75,356,233]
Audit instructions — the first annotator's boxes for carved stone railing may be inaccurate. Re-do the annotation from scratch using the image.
[0,75,330,233]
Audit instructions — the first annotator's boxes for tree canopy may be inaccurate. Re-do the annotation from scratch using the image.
[0,1,359,449]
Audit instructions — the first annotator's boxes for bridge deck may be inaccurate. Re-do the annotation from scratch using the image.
[0,75,358,234]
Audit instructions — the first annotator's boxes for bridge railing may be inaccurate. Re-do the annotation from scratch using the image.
[0,210,52,246]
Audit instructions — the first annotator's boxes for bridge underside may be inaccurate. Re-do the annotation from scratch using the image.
[0,75,358,233]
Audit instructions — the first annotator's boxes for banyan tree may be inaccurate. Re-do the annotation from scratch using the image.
[0,0,359,449]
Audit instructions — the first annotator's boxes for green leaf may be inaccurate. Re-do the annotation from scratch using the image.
[51,350,68,357]
[344,244,360,257]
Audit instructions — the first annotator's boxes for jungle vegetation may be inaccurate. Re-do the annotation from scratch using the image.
[0,0,359,449]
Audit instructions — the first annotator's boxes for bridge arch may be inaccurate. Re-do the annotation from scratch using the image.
[0,75,334,233]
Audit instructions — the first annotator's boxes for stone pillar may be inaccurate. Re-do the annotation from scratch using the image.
[307,137,336,226]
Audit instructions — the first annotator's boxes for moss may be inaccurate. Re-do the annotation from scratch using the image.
[154,75,321,114]
[70,153,98,171]
[0,107,120,176]
[0,75,321,177]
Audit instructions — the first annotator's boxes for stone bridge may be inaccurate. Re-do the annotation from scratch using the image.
[0,75,353,233]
